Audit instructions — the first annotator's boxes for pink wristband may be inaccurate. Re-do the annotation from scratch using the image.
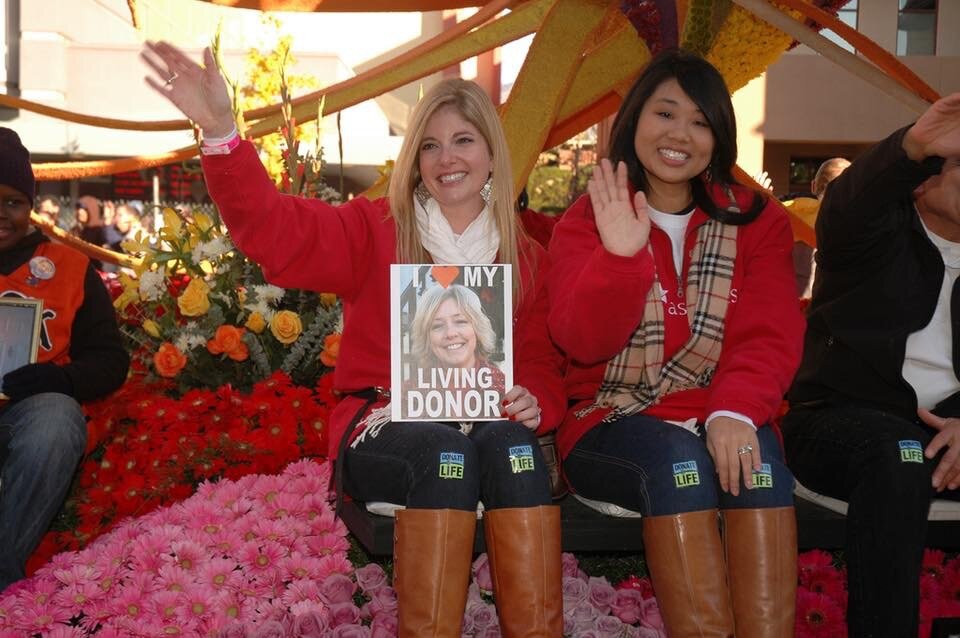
[201,132,241,156]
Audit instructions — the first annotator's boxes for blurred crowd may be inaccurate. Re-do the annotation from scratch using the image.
[35,195,215,271]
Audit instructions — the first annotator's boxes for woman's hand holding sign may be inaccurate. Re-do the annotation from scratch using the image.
[502,385,541,430]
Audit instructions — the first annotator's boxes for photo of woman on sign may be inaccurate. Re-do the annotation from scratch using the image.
[403,284,505,420]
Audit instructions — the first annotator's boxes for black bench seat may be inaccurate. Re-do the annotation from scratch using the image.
[341,494,960,557]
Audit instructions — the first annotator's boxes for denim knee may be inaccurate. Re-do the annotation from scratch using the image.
[3,393,86,462]
[642,429,720,516]
[404,426,480,510]
[470,421,551,509]
[719,426,795,510]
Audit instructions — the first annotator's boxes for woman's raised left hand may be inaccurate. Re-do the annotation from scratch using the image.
[141,41,235,139]
[705,416,761,496]
[502,386,541,430]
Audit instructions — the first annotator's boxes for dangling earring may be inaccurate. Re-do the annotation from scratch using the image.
[703,163,714,183]
[480,176,493,205]
[414,180,432,208]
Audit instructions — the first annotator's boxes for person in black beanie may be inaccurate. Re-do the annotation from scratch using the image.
[0,127,129,591]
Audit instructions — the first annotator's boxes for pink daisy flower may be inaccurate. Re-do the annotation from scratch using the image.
[45,626,86,638]
[156,564,193,593]
[51,579,106,611]
[237,540,288,575]
[148,589,182,621]
[280,553,326,582]
[208,589,250,625]
[169,540,206,571]
[250,519,294,545]
[299,532,350,558]
[177,584,218,622]
[281,579,323,607]
[317,554,354,577]
[18,601,72,632]
[248,475,286,503]
[196,557,243,591]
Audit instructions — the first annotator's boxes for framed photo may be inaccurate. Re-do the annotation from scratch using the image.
[0,297,43,399]
[390,264,513,422]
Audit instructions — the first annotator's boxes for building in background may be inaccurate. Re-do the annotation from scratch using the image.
[746,0,959,197]
[1,0,957,207]
[0,0,525,204]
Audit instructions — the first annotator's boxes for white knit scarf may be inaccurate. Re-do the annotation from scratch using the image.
[413,187,499,264]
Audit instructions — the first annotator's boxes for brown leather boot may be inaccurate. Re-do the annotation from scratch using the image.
[722,506,798,638]
[642,509,735,637]
[394,508,476,637]
[483,505,563,637]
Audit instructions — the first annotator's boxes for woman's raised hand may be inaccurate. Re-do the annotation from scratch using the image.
[586,158,651,258]
[141,41,235,138]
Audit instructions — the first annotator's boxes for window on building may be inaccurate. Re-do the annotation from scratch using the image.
[897,0,937,55]
[822,0,858,53]
[788,157,831,197]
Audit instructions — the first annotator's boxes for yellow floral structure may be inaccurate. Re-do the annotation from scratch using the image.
[5,0,940,258]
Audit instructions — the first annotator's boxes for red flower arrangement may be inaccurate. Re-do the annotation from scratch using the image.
[27,371,339,576]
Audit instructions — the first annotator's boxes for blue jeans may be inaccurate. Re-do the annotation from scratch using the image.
[0,393,86,591]
[783,404,960,638]
[563,414,794,516]
[343,420,552,511]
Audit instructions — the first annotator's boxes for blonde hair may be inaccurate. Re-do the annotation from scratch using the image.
[387,78,529,298]
[410,284,497,369]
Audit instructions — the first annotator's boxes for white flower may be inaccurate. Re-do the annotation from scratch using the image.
[250,284,285,305]
[245,299,276,320]
[174,330,207,352]
[138,271,166,302]
[190,237,234,264]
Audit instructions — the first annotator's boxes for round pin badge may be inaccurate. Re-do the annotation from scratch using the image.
[28,256,56,281]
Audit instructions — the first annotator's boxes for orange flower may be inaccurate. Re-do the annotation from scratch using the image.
[207,325,249,362]
[153,342,187,378]
[319,333,341,367]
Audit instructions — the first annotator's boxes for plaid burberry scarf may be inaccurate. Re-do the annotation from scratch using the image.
[594,217,739,422]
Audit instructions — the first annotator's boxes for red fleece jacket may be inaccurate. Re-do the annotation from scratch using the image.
[202,142,565,459]
[548,187,805,459]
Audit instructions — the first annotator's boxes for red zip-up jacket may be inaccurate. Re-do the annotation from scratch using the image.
[548,186,805,459]
[202,142,565,459]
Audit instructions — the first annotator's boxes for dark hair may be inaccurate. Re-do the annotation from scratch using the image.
[608,48,763,224]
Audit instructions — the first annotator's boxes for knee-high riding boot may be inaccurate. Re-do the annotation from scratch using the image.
[394,508,476,638]
[642,509,735,637]
[722,506,798,638]
[483,505,563,637]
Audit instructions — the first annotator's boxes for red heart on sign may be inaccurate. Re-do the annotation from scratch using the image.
[431,265,460,289]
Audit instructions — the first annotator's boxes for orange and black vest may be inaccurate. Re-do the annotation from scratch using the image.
[0,241,88,366]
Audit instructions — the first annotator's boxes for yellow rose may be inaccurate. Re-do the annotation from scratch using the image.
[142,319,161,338]
[177,278,211,317]
[270,310,302,345]
[319,293,338,308]
[245,311,267,334]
